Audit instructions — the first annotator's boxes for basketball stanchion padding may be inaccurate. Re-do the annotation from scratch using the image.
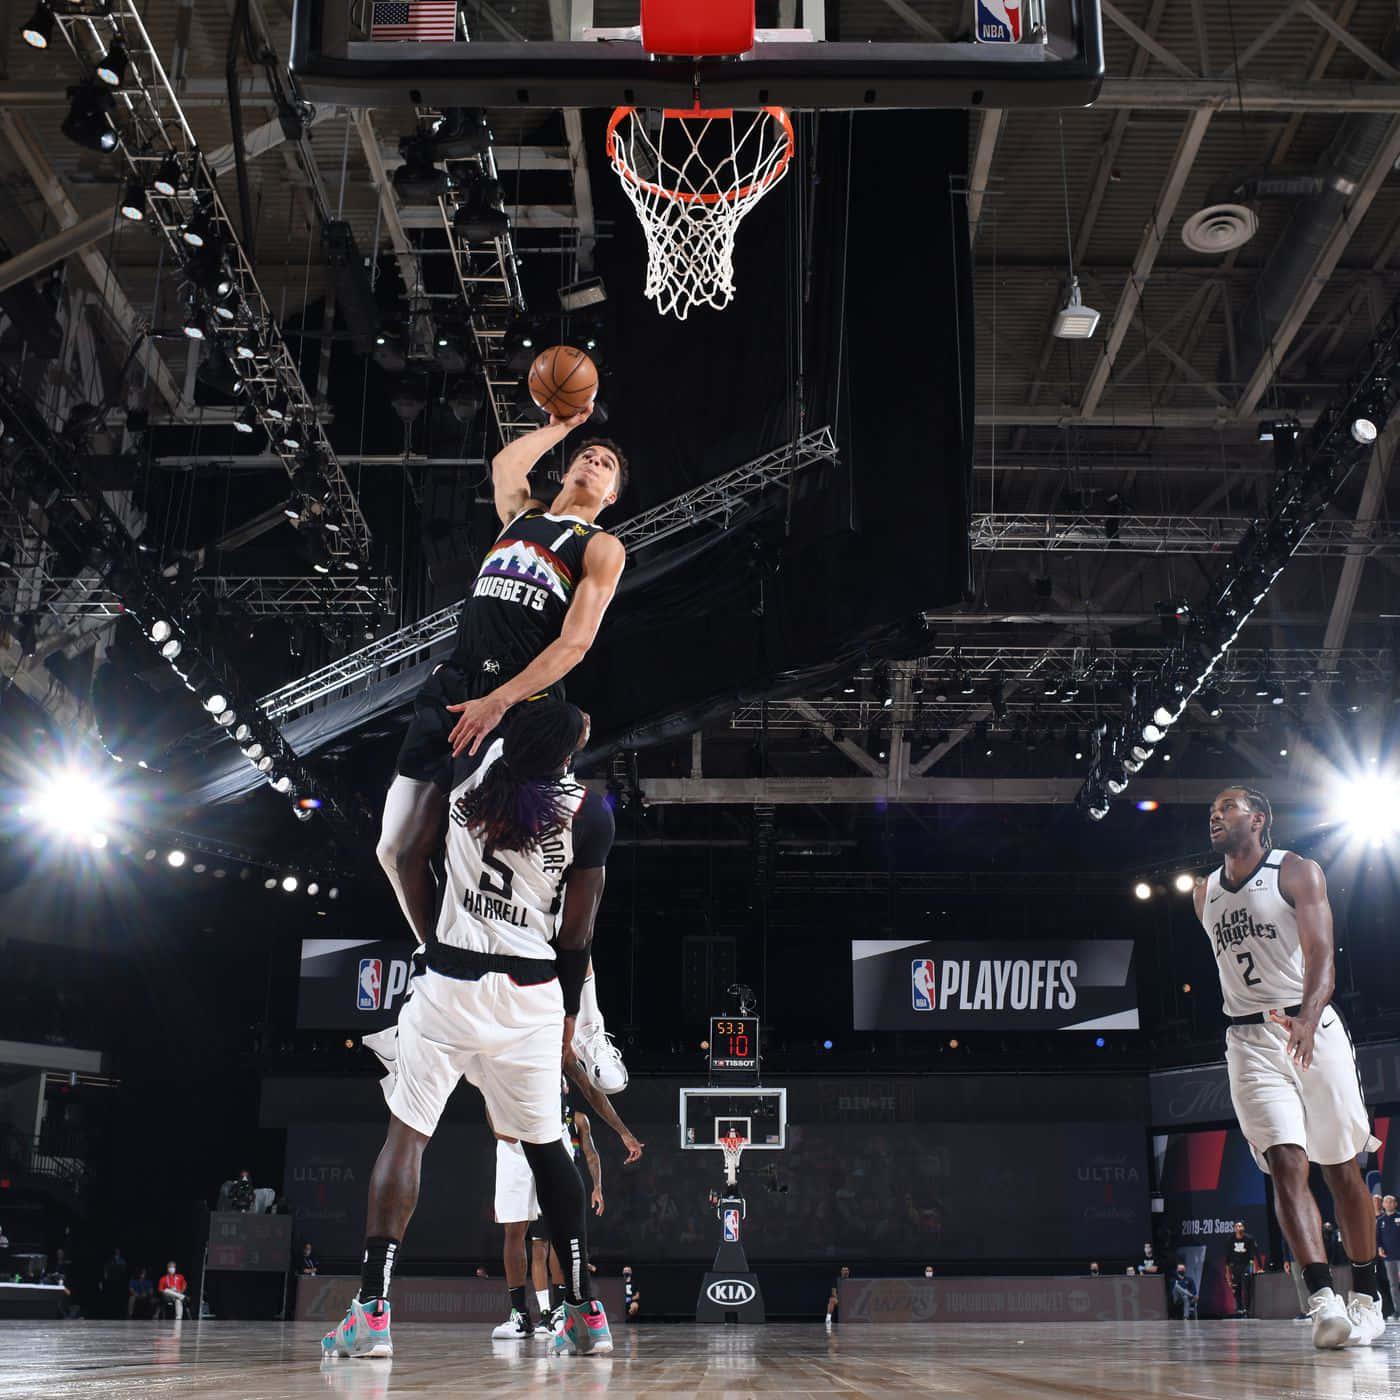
[606,105,794,319]
[641,0,756,58]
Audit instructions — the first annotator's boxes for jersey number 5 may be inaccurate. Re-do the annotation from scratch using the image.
[1236,951,1262,987]
[479,848,515,901]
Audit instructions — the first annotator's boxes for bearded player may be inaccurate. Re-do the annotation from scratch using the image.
[376,407,629,1093]
[1194,787,1384,1349]
[327,699,615,1360]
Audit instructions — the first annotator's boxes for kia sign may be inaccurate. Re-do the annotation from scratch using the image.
[298,939,418,1030]
[705,1279,757,1306]
[852,939,1138,1031]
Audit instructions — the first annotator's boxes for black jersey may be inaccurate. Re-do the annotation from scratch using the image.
[451,508,604,677]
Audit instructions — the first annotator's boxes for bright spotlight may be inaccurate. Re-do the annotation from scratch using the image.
[281,874,299,892]
[1133,881,1152,900]
[167,849,187,868]
[306,881,320,896]
[204,693,229,714]
[263,877,277,890]
[27,769,115,841]
[89,831,108,850]
[1173,872,1194,894]
[149,619,173,643]
[1330,774,1400,845]
[328,886,340,900]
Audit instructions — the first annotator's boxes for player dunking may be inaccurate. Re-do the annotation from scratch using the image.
[1194,787,1384,1349]
[376,407,630,1089]
[325,699,616,1360]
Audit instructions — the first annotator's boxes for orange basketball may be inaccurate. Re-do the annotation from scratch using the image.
[527,345,598,420]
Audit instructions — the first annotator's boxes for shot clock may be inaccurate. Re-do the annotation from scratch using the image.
[709,1017,759,1075]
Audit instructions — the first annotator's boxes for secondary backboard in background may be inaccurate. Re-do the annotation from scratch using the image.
[679,1087,787,1150]
[291,1,1103,111]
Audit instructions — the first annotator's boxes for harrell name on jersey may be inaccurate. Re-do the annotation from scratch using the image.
[1200,849,1307,1017]
[430,741,612,965]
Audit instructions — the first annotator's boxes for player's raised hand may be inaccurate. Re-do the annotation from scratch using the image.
[446,691,509,757]
[1270,1008,1317,1070]
[621,1134,644,1165]
[549,404,593,431]
[591,1185,604,1216]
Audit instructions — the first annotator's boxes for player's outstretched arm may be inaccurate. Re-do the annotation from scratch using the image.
[447,532,626,757]
[1270,853,1335,1070]
[564,1055,644,1162]
[577,1112,605,1214]
[491,409,592,525]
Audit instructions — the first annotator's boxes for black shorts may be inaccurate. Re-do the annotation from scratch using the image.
[394,658,566,789]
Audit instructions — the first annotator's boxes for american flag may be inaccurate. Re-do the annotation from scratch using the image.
[369,1,459,41]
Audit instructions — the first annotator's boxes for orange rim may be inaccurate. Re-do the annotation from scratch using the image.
[606,105,794,206]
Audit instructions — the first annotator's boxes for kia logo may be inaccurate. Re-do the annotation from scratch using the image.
[706,1279,757,1306]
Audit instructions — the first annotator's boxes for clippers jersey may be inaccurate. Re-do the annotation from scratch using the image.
[451,509,605,677]
[1200,849,1306,1017]
[433,741,614,962]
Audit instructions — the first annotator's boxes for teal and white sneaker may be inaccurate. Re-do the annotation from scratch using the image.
[321,1297,393,1358]
[551,1299,613,1356]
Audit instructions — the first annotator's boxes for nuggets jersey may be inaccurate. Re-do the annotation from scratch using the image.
[1200,849,1307,1016]
[451,509,604,675]
[432,741,614,962]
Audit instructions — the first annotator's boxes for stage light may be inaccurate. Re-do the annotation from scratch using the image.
[272,775,292,793]
[232,404,259,436]
[234,329,262,361]
[1174,873,1194,894]
[95,38,129,87]
[89,831,108,850]
[167,849,187,868]
[203,693,229,714]
[21,4,54,49]
[280,421,307,452]
[263,877,277,890]
[26,769,115,841]
[1201,687,1224,719]
[1105,763,1129,795]
[215,709,236,727]
[256,755,273,772]
[143,849,157,861]
[1052,276,1099,339]
[1135,799,1159,812]
[1142,722,1165,745]
[297,797,322,811]
[192,863,206,874]
[151,152,181,197]
[948,1039,959,1050]
[307,881,320,896]
[1352,415,1379,446]
[233,723,252,743]
[242,741,264,761]
[1279,744,1289,757]
[63,82,118,153]
[181,207,214,249]
[1133,881,1152,900]
[1329,773,1400,846]
[1152,705,1176,728]
[265,393,289,422]
[119,181,145,222]
[328,886,340,900]
[1095,1037,1105,1048]
[959,672,976,696]
[281,874,298,892]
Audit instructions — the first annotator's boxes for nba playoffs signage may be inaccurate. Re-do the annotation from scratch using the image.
[851,939,1138,1031]
[297,938,418,1031]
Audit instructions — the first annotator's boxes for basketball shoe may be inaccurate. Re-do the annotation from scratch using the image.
[1306,1287,1353,1349]
[573,1024,628,1095]
[1346,1292,1386,1346]
[492,1308,535,1340]
[321,1297,393,1359]
[551,1299,613,1356]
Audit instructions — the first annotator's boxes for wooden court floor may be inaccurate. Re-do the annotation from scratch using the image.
[0,1319,1395,1398]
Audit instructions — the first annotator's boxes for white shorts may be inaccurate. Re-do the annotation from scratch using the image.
[385,967,564,1143]
[1226,1007,1380,1171]
[494,1139,539,1224]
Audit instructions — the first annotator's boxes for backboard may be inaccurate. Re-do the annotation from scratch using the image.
[679,1087,787,1151]
[290,1,1103,111]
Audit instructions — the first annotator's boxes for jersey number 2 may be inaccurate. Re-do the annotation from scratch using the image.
[1236,951,1262,987]
[479,849,515,901]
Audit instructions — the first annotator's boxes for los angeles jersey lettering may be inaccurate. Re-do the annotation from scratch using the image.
[451,509,602,677]
[1199,850,1306,1016]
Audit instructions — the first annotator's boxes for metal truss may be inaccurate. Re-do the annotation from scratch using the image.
[615,427,838,553]
[49,3,372,562]
[22,575,396,619]
[970,514,1400,556]
[256,428,840,720]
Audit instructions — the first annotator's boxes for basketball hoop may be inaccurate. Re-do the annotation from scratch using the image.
[719,1132,746,1187]
[606,105,794,320]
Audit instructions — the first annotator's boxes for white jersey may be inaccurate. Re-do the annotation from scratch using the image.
[433,740,612,961]
[1201,848,1307,1017]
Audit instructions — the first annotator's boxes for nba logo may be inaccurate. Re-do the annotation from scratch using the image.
[723,1209,740,1242]
[357,958,382,1011]
[911,959,937,1012]
[975,0,1022,42]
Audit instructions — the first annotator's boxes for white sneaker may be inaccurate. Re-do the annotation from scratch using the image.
[492,1309,534,1340]
[574,1023,628,1095]
[1346,1292,1386,1346]
[1308,1287,1353,1349]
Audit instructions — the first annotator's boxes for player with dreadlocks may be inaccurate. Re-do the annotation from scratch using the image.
[325,698,616,1361]
[1194,787,1383,1349]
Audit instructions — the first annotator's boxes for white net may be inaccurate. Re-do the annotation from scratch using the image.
[606,106,794,320]
[720,1133,746,1186]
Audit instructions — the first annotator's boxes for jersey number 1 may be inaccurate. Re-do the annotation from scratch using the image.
[1236,951,1262,987]
[479,848,515,901]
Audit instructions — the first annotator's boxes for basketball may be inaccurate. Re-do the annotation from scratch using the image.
[527,345,598,420]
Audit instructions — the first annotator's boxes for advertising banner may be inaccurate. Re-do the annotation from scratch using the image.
[297,939,418,1031]
[852,939,1137,1031]
[839,1274,1165,1323]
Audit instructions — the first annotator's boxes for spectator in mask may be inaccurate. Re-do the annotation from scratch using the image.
[158,1260,188,1320]
[1171,1263,1198,1319]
